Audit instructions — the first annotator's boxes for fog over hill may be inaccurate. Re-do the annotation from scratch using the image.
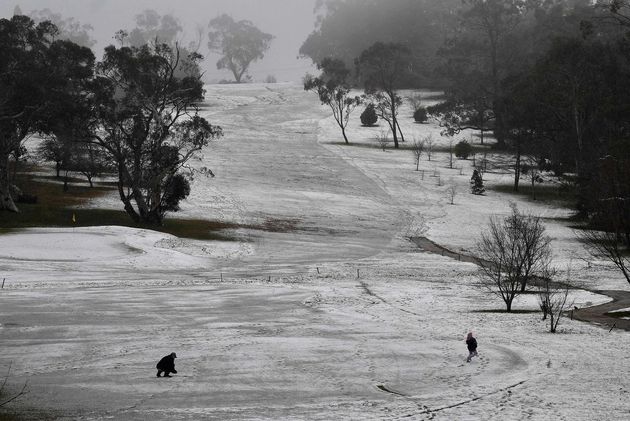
[2,0,317,82]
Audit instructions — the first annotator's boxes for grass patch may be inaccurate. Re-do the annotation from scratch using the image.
[606,311,630,319]
[489,182,576,206]
[2,172,300,241]
[472,309,540,314]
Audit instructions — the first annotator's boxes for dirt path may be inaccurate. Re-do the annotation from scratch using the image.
[409,236,630,332]
[572,290,630,332]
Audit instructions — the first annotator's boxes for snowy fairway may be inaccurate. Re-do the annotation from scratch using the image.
[1,84,629,420]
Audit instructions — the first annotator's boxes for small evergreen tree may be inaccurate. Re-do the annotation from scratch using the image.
[455,140,472,159]
[413,106,428,123]
[360,104,378,126]
[470,168,485,195]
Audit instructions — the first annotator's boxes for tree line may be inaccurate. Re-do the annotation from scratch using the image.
[0,9,275,225]
[302,1,630,262]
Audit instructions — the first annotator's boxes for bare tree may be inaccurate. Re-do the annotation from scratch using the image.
[408,92,423,112]
[426,135,434,161]
[578,225,630,286]
[447,184,457,205]
[476,204,552,311]
[304,58,361,144]
[521,155,543,200]
[411,138,425,171]
[376,130,389,151]
[537,269,572,333]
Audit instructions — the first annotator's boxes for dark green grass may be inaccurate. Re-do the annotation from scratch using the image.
[606,311,630,319]
[472,309,540,314]
[489,182,576,207]
[1,172,297,241]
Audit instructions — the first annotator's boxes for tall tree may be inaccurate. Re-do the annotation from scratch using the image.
[356,42,411,148]
[37,39,97,191]
[207,14,274,83]
[439,0,530,148]
[93,42,222,225]
[304,58,361,144]
[0,15,60,212]
[476,205,552,311]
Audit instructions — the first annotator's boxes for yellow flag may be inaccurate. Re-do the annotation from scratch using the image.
[72,213,76,223]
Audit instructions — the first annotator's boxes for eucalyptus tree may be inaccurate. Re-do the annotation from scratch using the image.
[304,58,361,144]
[0,15,89,212]
[208,14,274,83]
[93,42,222,225]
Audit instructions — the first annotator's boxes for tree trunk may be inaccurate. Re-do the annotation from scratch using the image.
[389,92,399,149]
[531,173,536,201]
[0,156,19,213]
[117,164,140,223]
[396,119,405,143]
[494,107,507,149]
[572,98,583,179]
[341,126,349,144]
[63,170,69,192]
[513,138,521,192]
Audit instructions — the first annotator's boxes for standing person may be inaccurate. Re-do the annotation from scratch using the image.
[466,332,478,363]
[156,352,178,377]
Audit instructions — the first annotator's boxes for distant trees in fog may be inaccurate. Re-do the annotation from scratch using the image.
[207,14,274,83]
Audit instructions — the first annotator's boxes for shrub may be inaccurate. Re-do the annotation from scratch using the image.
[470,168,485,195]
[360,104,378,126]
[413,106,428,123]
[162,174,191,212]
[455,140,473,159]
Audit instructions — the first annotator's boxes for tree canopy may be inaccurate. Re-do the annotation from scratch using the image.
[0,15,85,212]
[93,42,222,225]
[356,42,412,148]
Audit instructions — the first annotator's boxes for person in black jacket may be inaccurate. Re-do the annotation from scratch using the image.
[466,332,478,363]
[156,352,178,377]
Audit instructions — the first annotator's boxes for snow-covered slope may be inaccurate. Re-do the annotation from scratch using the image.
[0,83,628,420]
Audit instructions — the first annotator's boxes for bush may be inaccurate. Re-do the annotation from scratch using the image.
[162,173,191,212]
[360,104,378,126]
[454,140,473,159]
[413,106,428,123]
[470,168,485,195]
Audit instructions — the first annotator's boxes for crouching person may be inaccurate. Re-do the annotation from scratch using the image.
[156,352,177,377]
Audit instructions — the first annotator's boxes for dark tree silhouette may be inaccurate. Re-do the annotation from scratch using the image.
[94,42,222,225]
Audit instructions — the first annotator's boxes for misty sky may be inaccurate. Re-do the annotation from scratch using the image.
[1,0,318,82]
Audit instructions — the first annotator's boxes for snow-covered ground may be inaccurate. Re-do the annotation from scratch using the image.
[1,83,629,420]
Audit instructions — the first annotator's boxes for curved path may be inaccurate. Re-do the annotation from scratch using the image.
[572,290,630,331]
[410,236,630,332]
